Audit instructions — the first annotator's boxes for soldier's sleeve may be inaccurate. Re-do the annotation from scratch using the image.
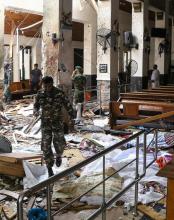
[61,91,74,119]
[33,93,40,115]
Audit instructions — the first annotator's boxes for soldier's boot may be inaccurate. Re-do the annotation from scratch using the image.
[47,167,54,177]
[56,157,62,167]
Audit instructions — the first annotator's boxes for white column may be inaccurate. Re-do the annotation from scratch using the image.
[0,1,5,81]
[13,45,20,82]
[58,0,73,89]
[97,0,119,104]
[131,0,149,90]
[84,23,97,86]
[42,0,61,83]
[42,0,73,91]
[154,0,169,79]
[154,13,166,76]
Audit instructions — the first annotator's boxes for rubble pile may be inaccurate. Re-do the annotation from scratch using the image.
[0,99,173,219]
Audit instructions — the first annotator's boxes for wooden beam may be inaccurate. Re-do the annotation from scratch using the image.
[113,110,174,130]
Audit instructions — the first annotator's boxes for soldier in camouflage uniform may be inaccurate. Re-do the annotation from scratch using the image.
[72,66,86,121]
[33,76,74,177]
[72,66,86,104]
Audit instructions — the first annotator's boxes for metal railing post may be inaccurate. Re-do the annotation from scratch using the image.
[99,83,102,116]
[155,129,158,159]
[102,155,106,220]
[17,195,24,220]
[133,136,139,216]
[143,133,147,175]
[47,185,52,220]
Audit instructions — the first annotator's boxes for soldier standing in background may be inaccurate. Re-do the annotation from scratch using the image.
[72,66,86,123]
[33,76,74,177]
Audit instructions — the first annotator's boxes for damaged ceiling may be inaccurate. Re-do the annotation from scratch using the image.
[5,10,43,37]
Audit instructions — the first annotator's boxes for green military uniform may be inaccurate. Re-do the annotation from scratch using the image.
[72,73,86,104]
[34,86,74,168]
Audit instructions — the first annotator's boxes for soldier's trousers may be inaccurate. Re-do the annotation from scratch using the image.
[41,120,66,168]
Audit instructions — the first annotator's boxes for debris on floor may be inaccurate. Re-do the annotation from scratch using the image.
[0,98,173,219]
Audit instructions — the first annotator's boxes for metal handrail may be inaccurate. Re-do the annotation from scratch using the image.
[17,128,158,219]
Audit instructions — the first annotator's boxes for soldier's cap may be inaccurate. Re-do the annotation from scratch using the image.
[75,66,82,70]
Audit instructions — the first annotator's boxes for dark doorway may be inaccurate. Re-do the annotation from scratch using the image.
[74,48,83,69]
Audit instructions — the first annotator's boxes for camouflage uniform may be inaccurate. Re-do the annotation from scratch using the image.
[34,86,73,168]
[72,73,86,104]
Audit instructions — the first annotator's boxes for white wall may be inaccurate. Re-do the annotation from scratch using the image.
[4,34,42,81]
[73,0,97,76]
[4,0,132,81]
[73,0,97,24]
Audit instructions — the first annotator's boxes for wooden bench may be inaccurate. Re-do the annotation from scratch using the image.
[143,89,174,94]
[157,158,174,220]
[0,152,42,177]
[152,87,174,91]
[9,80,32,99]
[119,92,174,102]
[110,101,174,129]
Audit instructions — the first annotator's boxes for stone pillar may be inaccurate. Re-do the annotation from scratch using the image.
[84,23,97,88]
[97,0,119,107]
[154,0,170,84]
[58,0,73,94]
[131,0,149,90]
[13,47,20,82]
[42,0,72,92]
[42,0,60,83]
[0,1,4,82]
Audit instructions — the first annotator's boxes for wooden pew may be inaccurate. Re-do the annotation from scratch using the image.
[160,85,174,89]
[157,158,174,220]
[152,87,174,91]
[143,89,174,94]
[120,92,174,102]
[9,80,32,99]
[110,101,174,129]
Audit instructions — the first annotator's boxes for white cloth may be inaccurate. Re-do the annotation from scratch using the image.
[151,69,160,88]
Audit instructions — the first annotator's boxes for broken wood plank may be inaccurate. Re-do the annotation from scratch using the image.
[0,153,42,163]
[23,116,40,134]
[0,153,42,177]
[0,160,24,177]
[0,194,7,201]
[2,201,17,220]
[114,110,174,130]
[0,190,19,200]
[138,204,165,220]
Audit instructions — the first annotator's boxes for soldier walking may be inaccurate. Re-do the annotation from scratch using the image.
[72,66,86,122]
[33,76,74,177]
